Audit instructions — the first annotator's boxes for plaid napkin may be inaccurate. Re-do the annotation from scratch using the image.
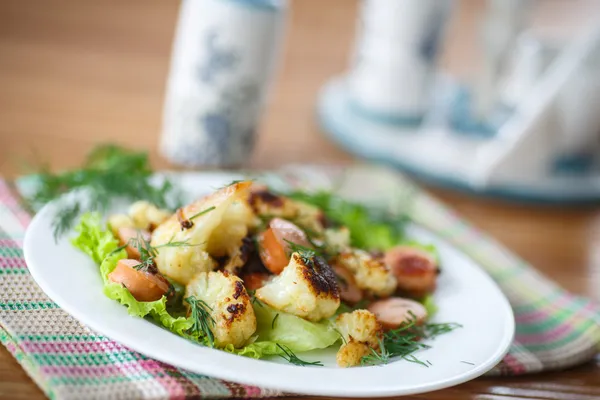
[1,166,599,400]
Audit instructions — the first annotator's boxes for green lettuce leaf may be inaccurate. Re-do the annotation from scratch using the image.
[287,190,405,250]
[71,212,120,264]
[100,252,193,336]
[223,341,282,359]
[223,304,341,359]
[421,294,438,317]
[72,213,193,338]
[252,303,340,352]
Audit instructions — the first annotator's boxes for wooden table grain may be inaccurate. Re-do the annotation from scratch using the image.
[0,1,598,399]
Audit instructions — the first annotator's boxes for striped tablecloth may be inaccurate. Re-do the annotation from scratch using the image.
[1,166,599,399]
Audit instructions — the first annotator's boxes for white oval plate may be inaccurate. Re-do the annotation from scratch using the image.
[23,172,514,397]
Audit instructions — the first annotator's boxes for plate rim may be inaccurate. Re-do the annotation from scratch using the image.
[23,177,515,397]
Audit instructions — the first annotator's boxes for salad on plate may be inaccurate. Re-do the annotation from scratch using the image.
[69,179,459,368]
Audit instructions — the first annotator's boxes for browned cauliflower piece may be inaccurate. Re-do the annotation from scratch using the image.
[332,249,397,297]
[151,181,255,285]
[185,271,256,348]
[335,310,383,367]
[248,187,326,235]
[323,226,351,254]
[255,253,340,321]
[108,201,172,237]
[128,201,171,231]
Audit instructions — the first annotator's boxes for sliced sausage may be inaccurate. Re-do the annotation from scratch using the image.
[367,297,428,331]
[333,265,364,304]
[242,272,271,292]
[107,259,170,302]
[257,218,311,274]
[116,227,151,260]
[385,246,437,298]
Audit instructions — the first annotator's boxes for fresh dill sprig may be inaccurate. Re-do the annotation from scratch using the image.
[185,296,215,347]
[272,313,279,329]
[188,206,216,221]
[283,240,317,256]
[276,344,323,367]
[30,144,180,240]
[127,232,198,272]
[402,354,430,367]
[52,202,81,240]
[421,322,463,339]
[361,338,390,366]
[107,243,129,257]
[247,289,263,307]
[128,232,157,271]
[216,179,254,190]
[153,235,200,249]
[283,239,323,267]
[360,315,461,367]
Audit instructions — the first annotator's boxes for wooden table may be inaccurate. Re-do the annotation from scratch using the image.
[0,1,598,399]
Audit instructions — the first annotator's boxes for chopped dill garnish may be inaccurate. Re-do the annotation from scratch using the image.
[225,179,245,187]
[129,232,157,272]
[248,290,263,307]
[460,361,475,365]
[107,243,129,257]
[127,232,198,272]
[300,226,329,255]
[329,322,347,344]
[422,322,463,339]
[276,344,323,367]
[402,354,429,367]
[284,240,318,257]
[188,206,216,220]
[185,296,215,347]
[361,338,390,366]
[216,179,254,190]
[360,315,461,367]
[284,239,323,267]
[153,235,200,249]
[272,313,279,329]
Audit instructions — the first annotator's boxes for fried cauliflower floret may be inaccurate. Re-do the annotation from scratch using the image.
[206,199,256,273]
[323,226,351,254]
[107,214,135,236]
[128,201,171,231]
[293,201,327,236]
[255,253,340,321]
[185,271,256,348]
[107,201,170,238]
[248,188,326,235]
[336,341,372,368]
[333,249,397,297]
[151,181,254,285]
[335,310,382,367]
[221,236,254,274]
